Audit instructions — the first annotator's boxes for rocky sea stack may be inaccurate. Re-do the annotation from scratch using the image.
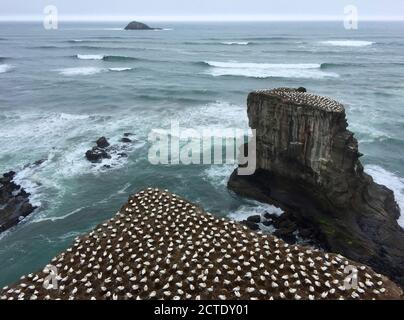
[124,21,161,30]
[1,188,402,300]
[228,88,404,288]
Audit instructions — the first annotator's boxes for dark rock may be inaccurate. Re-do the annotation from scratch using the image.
[123,133,134,137]
[85,147,111,163]
[228,87,404,288]
[247,215,261,223]
[296,87,307,93]
[96,137,110,149]
[117,153,128,158]
[262,220,272,227]
[240,220,260,231]
[124,21,161,31]
[121,137,132,143]
[0,170,37,233]
[263,212,278,221]
[34,159,47,166]
[274,228,297,244]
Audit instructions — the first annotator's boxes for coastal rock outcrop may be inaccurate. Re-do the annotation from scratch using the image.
[0,171,36,233]
[228,88,404,287]
[124,21,161,30]
[1,188,402,300]
[85,137,112,163]
[85,135,134,164]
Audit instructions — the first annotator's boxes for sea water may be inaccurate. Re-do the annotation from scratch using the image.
[0,21,404,287]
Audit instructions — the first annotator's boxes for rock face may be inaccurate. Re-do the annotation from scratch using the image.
[228,88,404,287]
[85,137,112,163]
[0,171,36,233]
[1,188,402,300]
[124,21,160,30]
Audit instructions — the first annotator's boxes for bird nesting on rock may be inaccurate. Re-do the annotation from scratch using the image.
[256,88,345,113]
[1,188,402,300]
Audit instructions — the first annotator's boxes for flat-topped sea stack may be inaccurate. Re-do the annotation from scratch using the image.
[124,21,161,30]
[228,88,404,288]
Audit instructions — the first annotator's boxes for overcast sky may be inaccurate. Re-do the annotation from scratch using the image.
[1,0,404,21]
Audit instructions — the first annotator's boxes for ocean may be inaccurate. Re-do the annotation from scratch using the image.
[0,21,403,287]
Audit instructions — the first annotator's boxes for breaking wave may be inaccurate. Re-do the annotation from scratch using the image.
[320,40,375,47]
[0,64,12,73]
[57,66,133,76]
[221,41,251,45]
[365,165,404,228]
[202,61,339,79]
[75,54,139,61]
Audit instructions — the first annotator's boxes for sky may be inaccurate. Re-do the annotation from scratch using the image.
[1,0,403,21]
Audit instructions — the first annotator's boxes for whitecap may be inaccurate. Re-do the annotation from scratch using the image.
[203,165,236,187]
[221,41,250,45]
[59,113,90,120]
[33,207,85,223]
[108,67,133,72]
[76,54,104,60]
[228,200,283,222]
[321,40,374,47]
[365,165,404,227]
[204,61,338,79]
[0,64,12,73]
[13,160,49,208]
[57,67,104,76]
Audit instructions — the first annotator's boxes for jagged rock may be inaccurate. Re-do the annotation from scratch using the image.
[121,137,132,143]
[124,21,161,30]
[296,87,307,93]
[96,137,110,149]
[123,132,133,137]
[247,215,261,223]
[240,220,260,231]
[0,170,36,233]
[85,147,111,163]
[228,88,404,287]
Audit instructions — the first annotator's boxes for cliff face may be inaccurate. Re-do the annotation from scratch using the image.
[229,88,404,287]
[1,188,402,300]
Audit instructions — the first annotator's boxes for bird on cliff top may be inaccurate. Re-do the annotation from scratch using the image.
[0,188,397,300]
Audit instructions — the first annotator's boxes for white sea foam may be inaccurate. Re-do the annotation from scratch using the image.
[108,67,133,72]
[203,165,236,187]
[228,200,283,222]
[33,207,85,223]
[204,61,338,79]
[221,41,250,45]
[13,160,49,208]
[76,54,104,60]
[365,165,404,227]
[0,64,12,73]
[321,40,374,47]
[60,113,90,120]
[58,67,104,76]
[58,66,132,76]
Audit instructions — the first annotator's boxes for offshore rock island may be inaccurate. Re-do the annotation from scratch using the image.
[124,21,162,30]
[1,188,402,300]
[228,88,404,287]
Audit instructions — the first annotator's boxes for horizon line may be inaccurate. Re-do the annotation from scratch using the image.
[1,14,404,22]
